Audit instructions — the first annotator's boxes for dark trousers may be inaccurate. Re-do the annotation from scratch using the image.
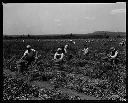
[102,56,119,65]
[109,57,119,65]
[17,58,35,74]
[17,60,27,74]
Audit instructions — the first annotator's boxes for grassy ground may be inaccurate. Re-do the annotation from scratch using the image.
[3,38,126,100]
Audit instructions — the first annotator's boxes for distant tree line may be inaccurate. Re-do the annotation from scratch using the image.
[3,32,126,40]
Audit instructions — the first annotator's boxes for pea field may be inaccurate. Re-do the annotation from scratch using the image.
[3,38,126,100]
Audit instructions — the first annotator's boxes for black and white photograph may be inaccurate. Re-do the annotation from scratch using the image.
[3,3,126,100]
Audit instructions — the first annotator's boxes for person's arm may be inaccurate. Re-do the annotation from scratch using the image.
[35,51,38,59]
[64,48,67,54]
[54,52,57,60]
[20,50,27,60]
[64,45,68,53]
[110,51,118,58]
[59,53,64,60]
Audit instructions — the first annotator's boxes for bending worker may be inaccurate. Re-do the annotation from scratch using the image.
[17,45,38,74]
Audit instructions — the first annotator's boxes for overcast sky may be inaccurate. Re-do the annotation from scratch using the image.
[3,3,126,35]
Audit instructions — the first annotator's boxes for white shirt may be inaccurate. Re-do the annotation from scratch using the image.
[110,51,118,59]
[54,52,64,60]
[82,48,89,55]
[23,49,36,57]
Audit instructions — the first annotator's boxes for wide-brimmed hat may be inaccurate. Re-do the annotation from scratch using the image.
[110,47,115,51]
[69,40,75,44]
[57,48,62,51]
[26,45,31,49]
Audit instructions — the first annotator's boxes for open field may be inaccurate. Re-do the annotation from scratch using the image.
[3,38,126,100]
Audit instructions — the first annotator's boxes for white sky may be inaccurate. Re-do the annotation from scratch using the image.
[3,3,126,35]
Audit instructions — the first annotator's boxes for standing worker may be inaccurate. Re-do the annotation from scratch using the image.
[54,44,68,63]
[17,45,38,74]
[107,47,119,65]
[65,40,77,61]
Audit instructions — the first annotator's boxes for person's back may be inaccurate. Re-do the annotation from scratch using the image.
[17,45,38,74]
[23,49,36,61]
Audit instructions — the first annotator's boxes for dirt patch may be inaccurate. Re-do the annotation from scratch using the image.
[31,80,101,100]
[31,81,54,90]
[3,69,101,100]
[3,69,16,77]
[59,88,101,100]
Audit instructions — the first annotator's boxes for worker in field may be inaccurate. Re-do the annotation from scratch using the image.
[107,47,119,65]
[82,47,89,55]
[69,39,76,45]
[65,40,77,61]
[119,40,126,47]
[78,43,89,59]
[17,45,38,74]
[54,44,68,63]
[54,40,76,63]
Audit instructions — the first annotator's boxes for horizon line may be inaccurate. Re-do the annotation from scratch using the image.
[3,31,126,36]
